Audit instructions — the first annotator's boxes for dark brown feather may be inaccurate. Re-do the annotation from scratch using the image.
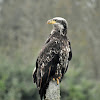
[33,29,72,100]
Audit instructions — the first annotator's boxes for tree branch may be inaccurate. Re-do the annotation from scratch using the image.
[44,81,60,100]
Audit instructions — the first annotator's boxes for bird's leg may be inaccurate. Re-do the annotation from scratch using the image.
[58,73,62,80]
[56,78,59,85]
[56,74,62,84]
[53,68,62,84]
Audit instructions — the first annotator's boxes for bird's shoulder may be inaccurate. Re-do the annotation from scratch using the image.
[45,30,61,44]
[36,37,61,67]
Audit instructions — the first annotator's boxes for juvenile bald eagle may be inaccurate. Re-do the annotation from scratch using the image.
[33,17,72,100]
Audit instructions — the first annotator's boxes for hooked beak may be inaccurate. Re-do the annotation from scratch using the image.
[47,19,56,24]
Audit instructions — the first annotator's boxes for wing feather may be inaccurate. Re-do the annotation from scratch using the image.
[33,38,61,99]
[33,37,72,100]
[35,38,61,99]
[68,40,72,61]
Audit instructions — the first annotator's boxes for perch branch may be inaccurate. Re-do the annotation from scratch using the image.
[44,80,60,100]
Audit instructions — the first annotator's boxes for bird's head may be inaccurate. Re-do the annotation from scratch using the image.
[47,17,68,35]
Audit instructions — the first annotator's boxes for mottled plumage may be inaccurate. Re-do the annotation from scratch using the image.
[33,17,72,100]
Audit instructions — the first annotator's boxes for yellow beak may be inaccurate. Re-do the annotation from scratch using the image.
[47,19,56,24]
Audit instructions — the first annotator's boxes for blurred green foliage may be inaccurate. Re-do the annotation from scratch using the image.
[0,54,39,100]
[0,53,100,100]
[0,0,100,100]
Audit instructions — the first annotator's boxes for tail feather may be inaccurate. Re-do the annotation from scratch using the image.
[39,78,50,100]
[39,68,51,100]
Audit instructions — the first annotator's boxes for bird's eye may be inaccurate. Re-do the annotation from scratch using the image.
[54,19,57,21]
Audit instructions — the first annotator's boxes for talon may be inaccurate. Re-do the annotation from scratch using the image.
[53,78,55,81]
[56,78,59,85]
[58,77,61,79]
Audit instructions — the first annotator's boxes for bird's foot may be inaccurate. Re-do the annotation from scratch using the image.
[53,77,60,84]
[58,76,61,79]
[56,78,59,85]
[53,78,55,81]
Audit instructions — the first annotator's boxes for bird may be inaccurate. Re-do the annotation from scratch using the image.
[33,17,72,100]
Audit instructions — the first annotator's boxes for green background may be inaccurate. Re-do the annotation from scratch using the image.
[0,0,100,100]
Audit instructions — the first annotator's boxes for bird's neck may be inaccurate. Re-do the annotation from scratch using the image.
[62,28,67,36]
[53,27,67,36]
